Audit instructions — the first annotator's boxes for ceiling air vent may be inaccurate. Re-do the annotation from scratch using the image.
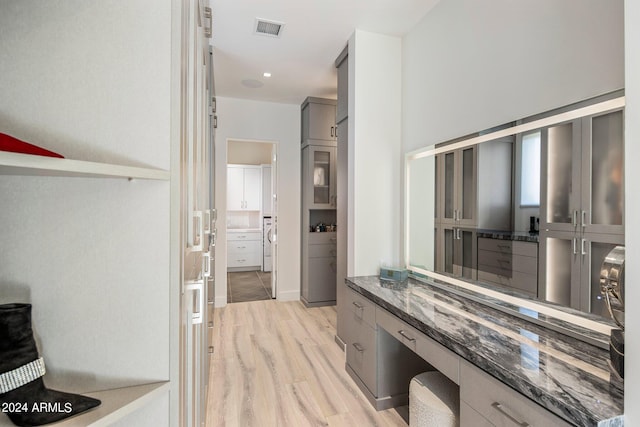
[254,18,284,38]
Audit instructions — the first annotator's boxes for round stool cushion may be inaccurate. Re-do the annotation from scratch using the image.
[409,371,459,427]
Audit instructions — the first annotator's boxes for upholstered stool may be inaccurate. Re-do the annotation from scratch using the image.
[409,371,460,427]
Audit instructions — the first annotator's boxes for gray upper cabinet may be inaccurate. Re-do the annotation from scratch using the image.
[301,97,337,143]
[540,107,625,314]
[541,109,624,236]
[437,138,512,230]
[335,46,348,124]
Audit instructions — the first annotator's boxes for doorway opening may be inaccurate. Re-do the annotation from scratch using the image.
[226,139,278,303]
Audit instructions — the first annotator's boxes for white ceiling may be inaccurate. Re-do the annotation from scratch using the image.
[211,0,440,105]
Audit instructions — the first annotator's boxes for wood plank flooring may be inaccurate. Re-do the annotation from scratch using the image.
[206,300,408,427]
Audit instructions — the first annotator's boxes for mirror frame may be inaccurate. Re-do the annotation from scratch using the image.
[404,95,625,336]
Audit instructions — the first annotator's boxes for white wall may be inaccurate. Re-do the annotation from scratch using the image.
[624,1,638,423]
[402,0,624,153]
[0,0,173,404]
[350,30,403,275]
[214,97,300,305]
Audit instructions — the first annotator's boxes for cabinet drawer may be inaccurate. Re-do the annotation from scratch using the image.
[461,401,493,427]
[477,270,537,296]
[346,319,377,396]
[308,232,337,245]
[228,252,261,267]
[227,231,261,241]
[345,286,376,328]
[478,238,512,254]
[478,250,512,270]
[376,307,459,384]
[512,241,538,257]
[460,360,570,427]
[511,254,537,275]
[227,240,261,254]
[309,243,337,258]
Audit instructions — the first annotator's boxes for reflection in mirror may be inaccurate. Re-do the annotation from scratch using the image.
[406,95,625,323]
[407,149,436,272]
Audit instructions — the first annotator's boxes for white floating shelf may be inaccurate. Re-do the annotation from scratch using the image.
[0,151,170,180]
[0,382,169,427]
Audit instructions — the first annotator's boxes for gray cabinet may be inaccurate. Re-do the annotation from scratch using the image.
[301,228,337,306]
[540,108,624,314]
[460,360,571,427]
[335,46,348,124]
[541,109,624,236]
[302,145,337,209]
[477,238,538,297]
[335,45,349,348]
[437,138,513,229]
[344,287,430,410]
[540,230,623,314]
[436,225,477,280]
[301,97,337,143]
[434,138,512,281]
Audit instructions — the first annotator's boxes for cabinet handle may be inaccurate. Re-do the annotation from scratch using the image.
[204,209,211,234]
[581,210,587,229]
[573,238,577,255]
[491,402,529,427]
[203,252,211,278]
[352,343,364,353]
[335,126,338,137]
[237,246,246,249]
[352,301,364,310]
[398,330,416,342]
[581,238,587,256]
[185,280,204,325]
[331,126,335,138]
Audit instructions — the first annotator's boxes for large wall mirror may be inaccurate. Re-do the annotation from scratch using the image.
[405,93,624,332]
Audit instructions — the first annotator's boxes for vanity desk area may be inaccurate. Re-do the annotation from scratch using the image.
[344,275,624,426]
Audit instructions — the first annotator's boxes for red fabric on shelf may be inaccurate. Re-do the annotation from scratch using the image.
[0,133,64,158]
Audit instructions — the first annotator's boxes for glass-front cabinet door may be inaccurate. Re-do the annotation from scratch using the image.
[438,146,476,226]
[582,109,624,235]
[582,233,625,316]
[304,145,337,209]
[539,230,580,309]
[436,226,476,280]
[541,120,582,232]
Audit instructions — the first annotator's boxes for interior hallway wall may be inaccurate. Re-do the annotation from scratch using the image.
[214,97,300,306]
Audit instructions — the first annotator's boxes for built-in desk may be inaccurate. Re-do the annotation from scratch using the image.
[345,276,623,426]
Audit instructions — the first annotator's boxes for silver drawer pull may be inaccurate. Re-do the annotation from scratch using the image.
[491,402,529,427]
[352,343,364,353]
[352,301,364,310]
[398,330,416,342]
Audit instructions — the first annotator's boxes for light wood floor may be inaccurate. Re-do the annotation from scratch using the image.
[206,300,408,427]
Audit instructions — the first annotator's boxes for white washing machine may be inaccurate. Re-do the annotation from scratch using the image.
[263,217,272,272]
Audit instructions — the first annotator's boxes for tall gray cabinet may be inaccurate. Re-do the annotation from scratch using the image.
[335,46,349,346]
[301,97,338,307]
[540,107,624,314]
[434,138,513,280]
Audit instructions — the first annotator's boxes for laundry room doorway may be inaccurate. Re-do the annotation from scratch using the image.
[226,139,278,303]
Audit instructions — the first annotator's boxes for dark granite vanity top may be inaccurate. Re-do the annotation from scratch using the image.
[476,229,540,242]
[346,276,623,426]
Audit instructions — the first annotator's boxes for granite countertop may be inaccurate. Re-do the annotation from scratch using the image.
[476,229,540,242]
[346,276,623,426]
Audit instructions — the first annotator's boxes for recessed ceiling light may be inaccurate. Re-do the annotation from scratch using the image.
[263,72,271,78]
